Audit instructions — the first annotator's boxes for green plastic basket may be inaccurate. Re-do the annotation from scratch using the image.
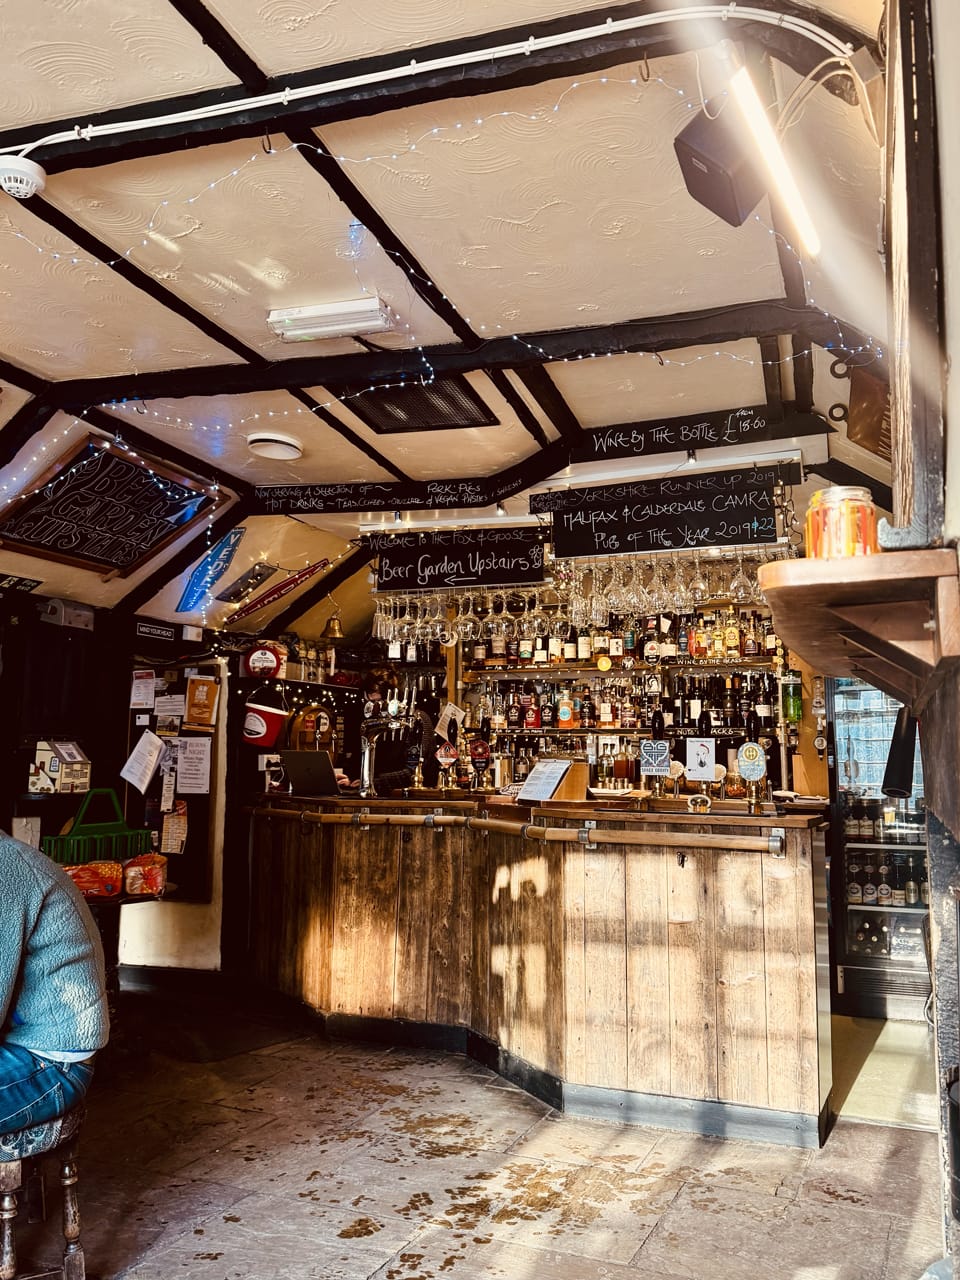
[41,788,152,866]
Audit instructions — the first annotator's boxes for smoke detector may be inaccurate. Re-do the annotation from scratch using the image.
[247,431,303,461]
[0,156,46,199]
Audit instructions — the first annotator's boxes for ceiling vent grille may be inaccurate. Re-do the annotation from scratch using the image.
[342,375,498,434]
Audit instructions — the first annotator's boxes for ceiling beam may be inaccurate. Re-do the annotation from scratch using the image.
[484,371,549,448]
[46,301,880,408]
[165,0,271,92]
[268,544,372,635]
[512,367,583,445]
[0,396,58,468]
[0,2,874,173]
[114,493,258,618]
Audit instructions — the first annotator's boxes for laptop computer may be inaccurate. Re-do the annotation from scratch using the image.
[280,750,342,796]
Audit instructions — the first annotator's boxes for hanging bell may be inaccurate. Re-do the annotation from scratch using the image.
[320,614,344,642]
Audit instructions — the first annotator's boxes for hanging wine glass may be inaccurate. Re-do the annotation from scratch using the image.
[728,549,753,604]
[453,592,480,642]
[689,550,710,606]
[647,557,670,613]
[671,553,694,614]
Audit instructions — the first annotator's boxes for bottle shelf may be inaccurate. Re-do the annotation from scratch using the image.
[845,902,928,914]
[463,658,776,682]
[470,725,767,738]
[843,840,926,852]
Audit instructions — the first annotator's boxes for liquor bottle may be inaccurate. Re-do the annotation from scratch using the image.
[905,856,919,905]
[710,614,725,660]
[580,687,598,729]
[651,704,665,740]
[563,624,578,664]
[675,675,688,727]
[608,620,624,666]
[547,633,562,665]
[613,740,630,781]
[861,859,878,905]
[677,615,690,658]
[506,685,524,730]
[742,613,759,657]
[592,625,610,659]
[722,678,736,729]
[506,634,520,664]
[890,857,906,907]
[533,635,548,667]
[755,676,774,731]
[576,627,593,663]
[472,636,487,668]
[489,632,507,665]
[514,739,531,782]
[724,608,741,661]
[688,677,703,730]
[490,690,507,733]
[622,625,638,667]
[764,618,779,657]
[643,617,660,664]
[659,615,678,661]
[919,854,930,905]
[518,633,534,666]
[523,685,541,730]
[540,688,557,729]
[846,859,863,904]
[596,743,615,786]
[557,685,575,730]
[744,705,761,743]
[876,859,893,907]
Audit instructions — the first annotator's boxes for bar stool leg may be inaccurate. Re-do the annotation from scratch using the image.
[0,1160,21,1280]
[58,1144,84,1280]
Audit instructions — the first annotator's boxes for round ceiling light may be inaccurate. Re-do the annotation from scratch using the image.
[246,431,303,461]
[0,155,46,199]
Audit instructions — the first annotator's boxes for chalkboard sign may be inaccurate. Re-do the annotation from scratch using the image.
[531,466,783,558]
[0,436,221,577]
[572,408,827,465]
[257,477,504,515]
[369,527,546,590]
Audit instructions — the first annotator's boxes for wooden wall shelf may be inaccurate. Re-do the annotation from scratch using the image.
[758,549,960,712]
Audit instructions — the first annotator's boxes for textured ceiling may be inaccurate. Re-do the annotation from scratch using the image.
[0,0,891,637]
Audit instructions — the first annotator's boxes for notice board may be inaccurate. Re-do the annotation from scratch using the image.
[369,526,546,590]
[0,435,221,576]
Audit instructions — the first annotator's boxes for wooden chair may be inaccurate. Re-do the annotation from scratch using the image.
[0,1109,85,1280]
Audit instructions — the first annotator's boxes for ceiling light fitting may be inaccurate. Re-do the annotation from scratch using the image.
[267,296,392,342]
[0,155,45,199]
[247,431,303,460]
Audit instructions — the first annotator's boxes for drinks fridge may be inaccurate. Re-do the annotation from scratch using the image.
[828,677,931,1021]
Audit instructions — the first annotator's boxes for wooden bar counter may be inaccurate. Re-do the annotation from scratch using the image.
[248,796,831,1146]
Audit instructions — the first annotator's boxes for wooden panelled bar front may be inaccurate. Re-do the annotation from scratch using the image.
[248,799,831,1146]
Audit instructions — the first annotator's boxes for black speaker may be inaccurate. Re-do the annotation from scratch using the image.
[881,704,918,798]
[674,107,766,227]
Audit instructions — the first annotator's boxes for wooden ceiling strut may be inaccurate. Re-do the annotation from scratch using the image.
[0,396,58,469]
[288,126,479,346]
[114,493,258,618]
[268,544,371,635]
[0,360,46,397]
[512,367,583,446]
[165,0,271,92]
[0,2,875,174]
[24,198,270,367]
[485,371,549,449]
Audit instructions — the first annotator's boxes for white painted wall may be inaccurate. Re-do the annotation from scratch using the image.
[118,659,228,970]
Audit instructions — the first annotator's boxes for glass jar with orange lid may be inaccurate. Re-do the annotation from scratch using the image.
[804,486,878,559]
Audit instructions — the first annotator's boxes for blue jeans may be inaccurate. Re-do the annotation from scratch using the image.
[0,1046,94,1133]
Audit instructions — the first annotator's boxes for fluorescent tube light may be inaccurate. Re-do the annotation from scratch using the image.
[267,296,393,342]
[727,64,821,257]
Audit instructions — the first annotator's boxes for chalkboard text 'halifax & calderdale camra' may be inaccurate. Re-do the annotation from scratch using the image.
[530,466,782,558]
[368,527,545,590]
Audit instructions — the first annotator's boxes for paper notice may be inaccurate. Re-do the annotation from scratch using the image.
[183,675,220,732]
[177,738,211,794]
[130,669,156,710]
[121,730,165,794]
[161,800,188,854]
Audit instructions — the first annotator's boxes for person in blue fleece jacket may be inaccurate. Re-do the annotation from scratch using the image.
[0,831,109,1133]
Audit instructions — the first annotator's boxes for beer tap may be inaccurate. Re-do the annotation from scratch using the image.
[359,686,416,798]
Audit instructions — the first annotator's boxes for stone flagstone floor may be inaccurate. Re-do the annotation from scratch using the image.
[17,986,945,1280]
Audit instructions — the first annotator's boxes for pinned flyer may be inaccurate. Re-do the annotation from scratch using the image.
[685,737,716,781]
[121,730,165,795]
[434,702,465,743]
[183,675,220,732]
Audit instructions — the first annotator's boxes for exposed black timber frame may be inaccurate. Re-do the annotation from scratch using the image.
[267,544,371,634]
[758,337,784,415]
[0,361,46,396]
[84,406,254,500]
[287,388,411,481]
[0,397,58,468]
[114,493,257,617]
[0,3,874,173]
[513,367,582,445]
[20,197,269,367]
[877,0,944,548]
[809,456,893,514]
[485,370,549,448]
[47,302,881,408]
[165,0,270,92]
[750,51,814,414]
[287,127,478,346]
